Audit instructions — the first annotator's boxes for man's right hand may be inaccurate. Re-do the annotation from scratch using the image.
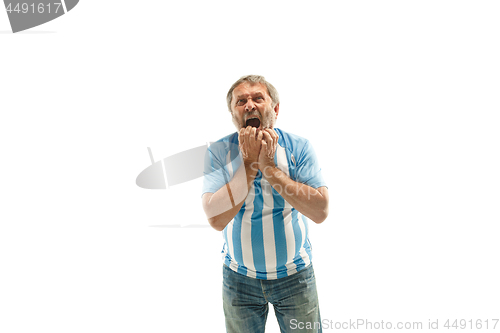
[238,126,263,166]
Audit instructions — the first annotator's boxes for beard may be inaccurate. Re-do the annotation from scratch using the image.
[232,107,276,131]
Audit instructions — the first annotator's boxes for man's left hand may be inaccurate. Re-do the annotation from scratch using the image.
[258,128,278,172]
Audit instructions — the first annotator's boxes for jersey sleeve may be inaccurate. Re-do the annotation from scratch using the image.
[201,141,241,196]
[294,139,327,189]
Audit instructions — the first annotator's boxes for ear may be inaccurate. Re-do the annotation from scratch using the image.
[274,103,280,119]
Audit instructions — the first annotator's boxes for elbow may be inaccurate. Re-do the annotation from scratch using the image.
[311,186,329,224]
[312,210,328,224]
[208,216,226,231]
[312,203,329,224]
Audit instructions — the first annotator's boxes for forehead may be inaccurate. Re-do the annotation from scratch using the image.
[232,82,269,98]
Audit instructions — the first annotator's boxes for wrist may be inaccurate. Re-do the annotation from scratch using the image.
[259,160,276,170]
[244,159,260,174]
[260,163,279,179]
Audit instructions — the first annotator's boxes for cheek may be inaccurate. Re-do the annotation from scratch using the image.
[233,112,244,123]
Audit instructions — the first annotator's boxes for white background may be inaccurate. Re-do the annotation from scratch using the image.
[1,1,499,332]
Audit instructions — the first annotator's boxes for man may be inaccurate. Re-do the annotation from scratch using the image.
[202,75,329,333]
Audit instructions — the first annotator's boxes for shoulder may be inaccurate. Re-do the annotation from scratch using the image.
[207,132,239,158]
[275,128,311,153]
[213,132,238,144]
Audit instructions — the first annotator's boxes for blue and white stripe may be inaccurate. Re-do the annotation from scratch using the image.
[204,128,326,280]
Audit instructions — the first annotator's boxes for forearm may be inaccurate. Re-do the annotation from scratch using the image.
[203,161,258,231]
[262,166,328,223]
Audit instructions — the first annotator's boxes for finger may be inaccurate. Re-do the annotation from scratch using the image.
[238,128,245,143]
[261,140,267,153]
[241,128,250,145]
[257,131,263,150]
[245,126,252,137]
[251,127,258,140]
[268,129,278,150]
[272,130,279,148]
[257,130,262,142]
[261,131,273,157]
[268,136,274,156]
[271,128,279,142]
[266,128,278,143]
[264,129,277,156]
[261,129,273,145]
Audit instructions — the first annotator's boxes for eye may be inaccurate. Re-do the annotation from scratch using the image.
[237,99,246,105]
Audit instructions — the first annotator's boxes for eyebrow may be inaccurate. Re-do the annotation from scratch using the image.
[235,92,265,99]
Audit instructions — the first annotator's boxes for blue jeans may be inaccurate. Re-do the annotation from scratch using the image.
[222,264,322,333]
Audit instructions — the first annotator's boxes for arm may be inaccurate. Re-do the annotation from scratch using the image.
[202,160,258,231]
[202,127,263,231]
[261,166,329,223]
[259,129,329,224]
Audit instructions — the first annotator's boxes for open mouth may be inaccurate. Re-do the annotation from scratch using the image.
[245,117,261,128]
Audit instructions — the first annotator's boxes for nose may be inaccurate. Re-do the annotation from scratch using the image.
[244,99,256,112]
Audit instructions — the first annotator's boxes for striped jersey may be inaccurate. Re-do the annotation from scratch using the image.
[202,128,327,280]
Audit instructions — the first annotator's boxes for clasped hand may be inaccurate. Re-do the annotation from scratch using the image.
[238,126,278,172]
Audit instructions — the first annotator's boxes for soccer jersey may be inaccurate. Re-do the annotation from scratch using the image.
[202,128,327,280]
